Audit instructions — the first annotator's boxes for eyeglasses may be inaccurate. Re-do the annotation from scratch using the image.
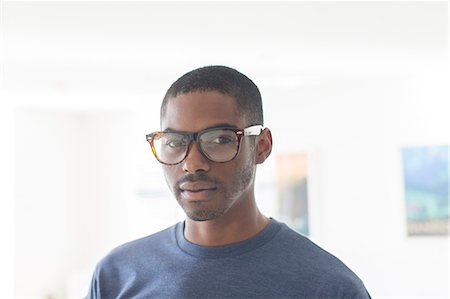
[146,125,263,165]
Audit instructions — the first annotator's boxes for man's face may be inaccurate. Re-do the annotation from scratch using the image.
[161,91,257,222]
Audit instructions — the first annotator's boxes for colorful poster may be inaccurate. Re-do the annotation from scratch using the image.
[401,145,449,236]
[276,153,309,236]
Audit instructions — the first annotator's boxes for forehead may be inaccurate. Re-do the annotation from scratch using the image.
[161,91,244,132]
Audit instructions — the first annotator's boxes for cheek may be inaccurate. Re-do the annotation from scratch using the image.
[219,146,255,179]
[163,166,178,187]
[237,139,256,164]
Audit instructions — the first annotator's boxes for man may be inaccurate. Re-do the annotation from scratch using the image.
[87,66,371,298]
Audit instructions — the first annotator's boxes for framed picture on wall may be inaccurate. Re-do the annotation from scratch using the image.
[401,145,449,236]
[276,152,310,236]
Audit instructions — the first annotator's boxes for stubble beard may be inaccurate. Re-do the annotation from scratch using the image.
[175,159,255,222]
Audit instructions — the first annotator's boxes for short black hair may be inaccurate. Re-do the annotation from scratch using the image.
[161,65,263,126]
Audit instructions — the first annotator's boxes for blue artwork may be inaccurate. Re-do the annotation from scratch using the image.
[402,145,449,236]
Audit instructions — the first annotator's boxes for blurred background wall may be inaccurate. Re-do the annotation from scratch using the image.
[3,1,449,298]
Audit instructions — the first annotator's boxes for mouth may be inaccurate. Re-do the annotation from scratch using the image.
[179,181,217,201]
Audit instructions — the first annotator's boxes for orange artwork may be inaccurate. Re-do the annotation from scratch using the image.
[276,153,309,236]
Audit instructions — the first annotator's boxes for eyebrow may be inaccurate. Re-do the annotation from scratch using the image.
[163,123,239,133]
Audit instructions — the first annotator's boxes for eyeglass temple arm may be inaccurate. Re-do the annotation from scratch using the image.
[243,125,263,136]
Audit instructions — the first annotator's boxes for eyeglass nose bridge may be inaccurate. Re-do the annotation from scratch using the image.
[180,131,210,164]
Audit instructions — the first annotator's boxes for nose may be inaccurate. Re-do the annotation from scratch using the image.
[182,141,210,174]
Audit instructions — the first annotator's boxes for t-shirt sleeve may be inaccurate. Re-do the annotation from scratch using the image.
[314,262,371,299]
[349,284,371,299]
[333,274,372,299]
[85,266,101,299]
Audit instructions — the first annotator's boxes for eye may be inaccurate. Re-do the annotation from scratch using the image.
[211,136,234,144]
[165,139,185,148]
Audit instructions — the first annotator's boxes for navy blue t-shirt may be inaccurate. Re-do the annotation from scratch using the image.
[87,219,370,298]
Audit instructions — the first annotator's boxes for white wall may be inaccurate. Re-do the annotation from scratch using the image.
[5,2,449,298]
[260,72,450,298]
[14,109,131,296]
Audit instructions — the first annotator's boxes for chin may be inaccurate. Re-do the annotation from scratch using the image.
[185,208,226,222]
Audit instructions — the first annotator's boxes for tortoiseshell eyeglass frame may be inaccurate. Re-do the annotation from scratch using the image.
[146,125,263,165]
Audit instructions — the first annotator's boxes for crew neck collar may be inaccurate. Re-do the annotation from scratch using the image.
[175,218,282,259]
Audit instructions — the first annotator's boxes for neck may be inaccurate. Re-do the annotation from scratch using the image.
[184,195,269,246]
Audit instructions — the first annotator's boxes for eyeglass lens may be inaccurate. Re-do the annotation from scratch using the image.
[153,129,239,164]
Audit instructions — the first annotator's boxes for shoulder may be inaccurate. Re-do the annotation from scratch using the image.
[97,223,177,270]
[274,223,352,270]
[270,222,370,298]
[87,224,180,298]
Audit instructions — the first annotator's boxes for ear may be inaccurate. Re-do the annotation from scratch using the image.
[255,128,273,164]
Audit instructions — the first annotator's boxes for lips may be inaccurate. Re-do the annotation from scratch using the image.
[179,181,216,192]
[179,181,217,201]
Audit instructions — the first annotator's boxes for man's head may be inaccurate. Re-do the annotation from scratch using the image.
[161,65,264,127]
[156,66,272,222]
